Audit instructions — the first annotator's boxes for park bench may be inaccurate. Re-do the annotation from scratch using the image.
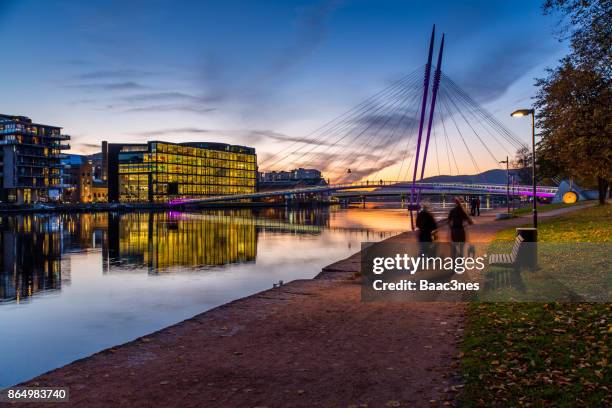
[489,234,524,266]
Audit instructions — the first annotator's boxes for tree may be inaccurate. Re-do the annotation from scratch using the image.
[538,0,611,204]
[512,146,533,185]
[535,59,611,203]
[544,0,611,78]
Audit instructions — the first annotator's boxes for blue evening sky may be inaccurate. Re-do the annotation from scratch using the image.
[0,0,567,178]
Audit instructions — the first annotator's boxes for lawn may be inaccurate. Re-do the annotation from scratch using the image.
[460,204,611,407]
[510,201,590,217]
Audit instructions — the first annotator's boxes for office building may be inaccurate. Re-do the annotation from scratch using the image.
[61,154,108,203]
[0,114,70,203]
[106,141,257,203]
[258,167,327,191]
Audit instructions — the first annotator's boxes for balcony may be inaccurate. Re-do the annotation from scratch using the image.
[16,162,48,168]
[0,129,70,140]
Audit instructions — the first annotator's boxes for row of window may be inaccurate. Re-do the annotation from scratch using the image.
[0,123,61,136]
[119,166,255,180]
[146,154,256,170]
[151,183,255,195]
[119,173,255,186]
[153,169,255,181]
[152,143,255,163]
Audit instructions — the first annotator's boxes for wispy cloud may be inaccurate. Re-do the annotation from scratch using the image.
[67,81,147,91]
[120,91,206,103]
[75,69,156,80]
[121,104,216,114]
[266,0,343,77]
[129,127,211,137]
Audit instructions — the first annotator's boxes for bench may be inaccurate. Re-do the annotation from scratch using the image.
[489,235,524,266]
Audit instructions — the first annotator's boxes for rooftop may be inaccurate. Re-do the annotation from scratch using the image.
[0,114,62,130]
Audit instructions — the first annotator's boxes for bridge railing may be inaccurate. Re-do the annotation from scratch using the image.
[169,180,558,205]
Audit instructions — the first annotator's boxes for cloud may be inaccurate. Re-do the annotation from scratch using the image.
[266,0,343,76]
[129,127,211,137]
[58,58,93,66]
[249,129,337,146]
[446,38,559,103]
[75,69,155,80]
[67,81,147,91]
[120,92,207,103]
[121,104,216,114]
[190,0,343,113]
[356,112,420,132]
[79,142,101,149]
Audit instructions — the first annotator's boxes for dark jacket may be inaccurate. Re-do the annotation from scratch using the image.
[447,205,471,242]
[416,209,437,242]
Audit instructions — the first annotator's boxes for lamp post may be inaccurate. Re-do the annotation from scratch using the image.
[511,108,537,229]
[499,156,510,213]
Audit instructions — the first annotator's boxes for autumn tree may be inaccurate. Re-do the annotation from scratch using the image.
[512,146,533,185]
[537,0,611,203]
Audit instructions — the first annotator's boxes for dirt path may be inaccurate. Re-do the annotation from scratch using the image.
[3,205,590,408]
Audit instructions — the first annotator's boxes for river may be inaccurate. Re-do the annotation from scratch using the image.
[0,204,415,388]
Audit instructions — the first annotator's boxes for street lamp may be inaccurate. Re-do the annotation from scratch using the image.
[511,108,537,229]
[499,156,510,213]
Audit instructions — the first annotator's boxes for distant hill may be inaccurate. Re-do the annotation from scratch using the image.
[418,169,519,185]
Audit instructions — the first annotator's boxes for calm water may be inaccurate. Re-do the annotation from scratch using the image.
[0,204,411,388]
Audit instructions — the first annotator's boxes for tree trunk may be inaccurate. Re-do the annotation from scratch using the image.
[597,177,609,204]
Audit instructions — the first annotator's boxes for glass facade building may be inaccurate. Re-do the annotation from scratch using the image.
[0,114,70,203]
[107,141,257,203]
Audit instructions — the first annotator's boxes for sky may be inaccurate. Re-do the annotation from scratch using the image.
[0,0,568,180]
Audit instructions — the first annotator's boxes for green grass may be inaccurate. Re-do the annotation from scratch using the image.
[460,204,611,407]
[498,203,611,242]
[511,201,589,217]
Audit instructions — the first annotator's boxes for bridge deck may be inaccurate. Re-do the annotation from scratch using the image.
[169,181,557,205]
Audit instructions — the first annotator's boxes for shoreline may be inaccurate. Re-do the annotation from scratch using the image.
[3,206,592,407]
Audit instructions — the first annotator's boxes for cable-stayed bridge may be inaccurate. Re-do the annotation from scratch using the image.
[169,181,557,205]
[171,26,556,220]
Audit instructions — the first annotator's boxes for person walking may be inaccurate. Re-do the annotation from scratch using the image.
[447,197,472,242]
[469,197,476,216]
[475,196,481,216]
[447,197,473,258]
[416,204,437,242]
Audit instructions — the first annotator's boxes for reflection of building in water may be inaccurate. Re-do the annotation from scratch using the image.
[106,210,258,272]
[256,207,331,230]
[0,215,66,303]
[61,212,108,252]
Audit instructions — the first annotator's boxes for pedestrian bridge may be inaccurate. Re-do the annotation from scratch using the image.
[169,28,560,210]
[169,181,557,206]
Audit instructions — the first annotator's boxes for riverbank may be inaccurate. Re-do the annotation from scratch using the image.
[4,205,594,407]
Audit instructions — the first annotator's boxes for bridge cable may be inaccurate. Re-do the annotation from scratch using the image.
[327,77,423,182]
[439,80,516,157]
[440,88,501,167]
[437,91,481,176]
[302,73,423,179]
[259,67,423,167]
[262,68,424,171]
[308,72,424,180]
[364,87,426,182]
[441,74,528,150]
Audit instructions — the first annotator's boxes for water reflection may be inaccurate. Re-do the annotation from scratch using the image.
[2,207,402,303]
[0,215,65,303]
[0,206,408,387]
[106,211,258,271]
